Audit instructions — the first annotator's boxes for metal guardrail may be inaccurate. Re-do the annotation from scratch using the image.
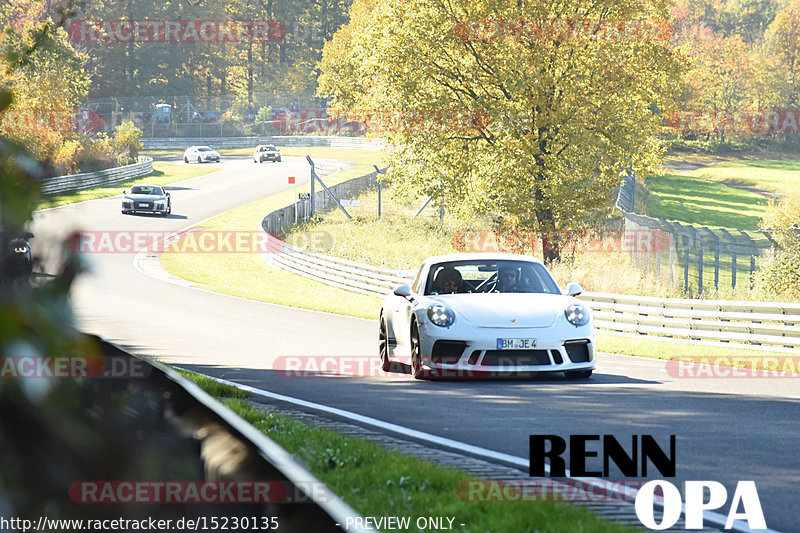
[581,292,800,352]
[143,136,385,151]
[263,235,415,297]
[41,156,153,196]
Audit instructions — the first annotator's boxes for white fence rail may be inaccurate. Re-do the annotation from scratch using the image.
[41,156,153,196]
[261,230,800,352]
[143,136,385,151]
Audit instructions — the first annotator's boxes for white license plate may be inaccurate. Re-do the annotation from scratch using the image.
[496,338,537,350]
[137,203,150,208]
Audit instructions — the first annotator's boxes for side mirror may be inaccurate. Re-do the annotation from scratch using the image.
[23,232,34,239]
[123,190,126,194]
[565,282,583,297]
[393,284,412,298]
[166,192,170,197]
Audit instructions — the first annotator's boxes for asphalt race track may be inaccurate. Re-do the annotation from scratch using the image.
[33,155,799,532]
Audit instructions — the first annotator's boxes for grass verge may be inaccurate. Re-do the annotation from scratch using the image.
[179,370,636,533]
[37,162,218,209]
[159,149,386,318]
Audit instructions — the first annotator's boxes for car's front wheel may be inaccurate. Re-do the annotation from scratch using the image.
[410,321,427,379]
[379,315,392,372]
[197,156,202,164]
[184,156,189,163]
[565,369,593,379]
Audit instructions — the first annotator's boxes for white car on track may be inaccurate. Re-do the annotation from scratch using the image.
[183,146,220,163]
[379,253,595,379]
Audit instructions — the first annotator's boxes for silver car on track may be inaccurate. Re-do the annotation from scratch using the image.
[121,185,171,216]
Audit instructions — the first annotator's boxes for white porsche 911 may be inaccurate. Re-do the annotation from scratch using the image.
[379,253,595,379]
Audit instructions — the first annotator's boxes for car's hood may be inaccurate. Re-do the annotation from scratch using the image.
[433,293,573,328]
[126,194,164,201]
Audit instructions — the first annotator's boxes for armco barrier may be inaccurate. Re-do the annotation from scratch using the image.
[143,136,385,151]
[41,156,153,196]
[261,229,800,352]
[2,336,368,532]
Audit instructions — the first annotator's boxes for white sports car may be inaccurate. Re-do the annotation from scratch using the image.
[379,253,595,379]
[183,145,220,163]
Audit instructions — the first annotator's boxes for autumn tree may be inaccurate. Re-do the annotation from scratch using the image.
[764,0,800,108]
[318,0,686,261]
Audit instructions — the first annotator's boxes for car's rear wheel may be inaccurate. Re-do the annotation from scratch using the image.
[565,369,593,379]
[410,321,426,379]
[379,315,392,372]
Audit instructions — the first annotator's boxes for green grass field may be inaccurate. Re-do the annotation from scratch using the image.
[689,158,800,196]
[645,173,768,229]
[37,162,218,209]
[181,371,637,533]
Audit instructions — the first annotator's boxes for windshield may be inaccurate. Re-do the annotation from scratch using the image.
[197,147,213,152]
[130,186,162,195]
[425,260,560,295]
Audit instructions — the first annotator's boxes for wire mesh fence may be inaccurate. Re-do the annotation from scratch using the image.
[617,173,799,294]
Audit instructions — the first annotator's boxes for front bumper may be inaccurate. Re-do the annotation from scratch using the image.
[200,155,220,162]
[123,201,168,213]
[417,322,595,376]
[260,154,280,161]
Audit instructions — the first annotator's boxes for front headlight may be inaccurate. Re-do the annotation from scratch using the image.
[155,200,166,206]
[427,304,455,327]
[122,198,132,205]
[14,246,28,254]
[565,304,590,327]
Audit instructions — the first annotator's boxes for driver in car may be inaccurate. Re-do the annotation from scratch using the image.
[496,267,520,292]
[433,266,463,294]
